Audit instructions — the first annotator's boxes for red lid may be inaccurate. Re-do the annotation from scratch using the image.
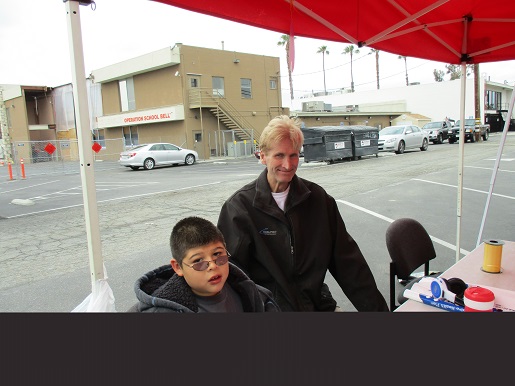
[464,286,495,302]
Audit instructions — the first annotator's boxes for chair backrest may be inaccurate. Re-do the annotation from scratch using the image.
[386,218,436,311]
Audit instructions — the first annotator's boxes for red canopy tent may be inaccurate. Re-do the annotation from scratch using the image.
[154,0,515,65]
[154,0,515,262]
[63,0,514,309]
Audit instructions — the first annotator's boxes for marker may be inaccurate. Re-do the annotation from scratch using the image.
[404,289,465,312]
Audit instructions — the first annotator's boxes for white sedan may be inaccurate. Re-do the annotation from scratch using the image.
[119,143,198,170]
[378,125,429,154]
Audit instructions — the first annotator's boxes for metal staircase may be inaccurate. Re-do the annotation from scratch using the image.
[188,88,259,143]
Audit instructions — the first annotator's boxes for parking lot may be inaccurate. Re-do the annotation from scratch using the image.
[1,133,514,312]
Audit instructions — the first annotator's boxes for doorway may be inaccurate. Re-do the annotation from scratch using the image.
[193,131,204,159]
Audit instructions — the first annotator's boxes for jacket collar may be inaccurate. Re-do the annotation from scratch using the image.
[254,169,311,213]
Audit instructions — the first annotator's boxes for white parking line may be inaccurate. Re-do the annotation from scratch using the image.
[466,165,515,173]
[6,181,223,218]
[28,181,160,200]
[413,178,515,200]
[336,199,470,256]
[0,180,59,194]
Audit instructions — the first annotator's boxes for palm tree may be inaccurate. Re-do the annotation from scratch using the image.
[343,45,360,92]
[316,45,330,95]
[398,55,409,85]
[277,35,295,101]
[370,49,380,89]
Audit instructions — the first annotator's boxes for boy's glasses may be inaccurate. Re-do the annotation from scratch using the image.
[182,253,230,271]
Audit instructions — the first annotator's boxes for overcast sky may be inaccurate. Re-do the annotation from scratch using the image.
[1,0,514,108]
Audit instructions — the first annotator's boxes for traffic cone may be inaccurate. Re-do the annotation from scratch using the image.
[20,158,26,179]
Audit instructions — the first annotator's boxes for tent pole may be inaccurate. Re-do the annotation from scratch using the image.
[455,64,467,263]
[64,1,105,291]
[476,84,515,246]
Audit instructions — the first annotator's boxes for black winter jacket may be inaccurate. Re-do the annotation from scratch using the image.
[127,262,280,312]
[217,169,389,312]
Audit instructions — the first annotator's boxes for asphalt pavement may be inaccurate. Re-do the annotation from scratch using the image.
[1,133,514,312]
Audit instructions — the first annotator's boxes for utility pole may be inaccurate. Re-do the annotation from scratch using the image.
[474,64,481,122]
[0,87,13,163]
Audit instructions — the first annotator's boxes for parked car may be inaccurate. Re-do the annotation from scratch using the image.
[421,121,451,144]
[378,125,429,154]
[119,143,198,170]
[448,119,490,144]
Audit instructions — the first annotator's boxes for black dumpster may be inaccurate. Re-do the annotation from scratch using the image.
[301,126,353,163]
[351,126,379,159]
[301,128,326,162]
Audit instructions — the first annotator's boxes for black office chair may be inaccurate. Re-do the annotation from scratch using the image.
[386,218,437,311]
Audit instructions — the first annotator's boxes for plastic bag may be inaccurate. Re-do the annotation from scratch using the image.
[72,266,116,312]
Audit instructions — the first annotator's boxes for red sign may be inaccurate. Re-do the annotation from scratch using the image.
[92,142,102,153]
[44,143,56,154]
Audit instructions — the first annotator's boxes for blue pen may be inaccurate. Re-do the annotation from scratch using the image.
[404,289,465,312]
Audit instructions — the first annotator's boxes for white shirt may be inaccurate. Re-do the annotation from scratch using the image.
[271,185,290,211]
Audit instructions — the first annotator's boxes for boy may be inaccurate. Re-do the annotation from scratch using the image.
[128,216,279,312]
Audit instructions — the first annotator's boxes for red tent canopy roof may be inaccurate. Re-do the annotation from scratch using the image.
[155,0,515,64]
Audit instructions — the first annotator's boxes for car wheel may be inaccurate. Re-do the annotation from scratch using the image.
[185,154,196,165]
[395,140,405,154]
[449,138,455,144]
[470,134,476,143]
[143,158,155,170]
[483,131,489,141]
[130,166,140,170]
[437,134,443,144]
[421,138,429,151]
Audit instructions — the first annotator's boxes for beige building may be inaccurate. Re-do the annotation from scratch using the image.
[1,43,286,163]
[0,84,67,163]
[91,43,286,160]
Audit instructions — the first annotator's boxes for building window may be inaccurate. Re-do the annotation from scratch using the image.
[241,78,252,99]
[269,78,277,90]
[119,78,135,112]
[195,133,202,142]
[92,129,106,148]
[189,77,200,88]
[486,90,502,110]
[123,126,138,147]
[212,76,225,97]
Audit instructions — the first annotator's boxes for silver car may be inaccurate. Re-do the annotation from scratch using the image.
[119,143,198,170]
[378,125,429,154]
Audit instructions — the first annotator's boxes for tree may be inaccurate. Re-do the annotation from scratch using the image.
[277,34,295,101]
[370,49,380,89]
[445,64,462,80]
[316,45,330,95]
[398,55,409,85]
[433,69,445,82]
[343,45,360,92]
[445,64,474,80]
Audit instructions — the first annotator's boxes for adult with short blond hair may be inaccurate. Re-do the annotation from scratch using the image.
[218,115,389,311]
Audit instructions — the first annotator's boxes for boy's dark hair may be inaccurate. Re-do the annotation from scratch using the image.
[170,216,225,265]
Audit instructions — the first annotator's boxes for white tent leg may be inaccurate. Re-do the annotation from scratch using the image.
[64,1,105,290]
[476,85,515,246]
[455,64,467,263]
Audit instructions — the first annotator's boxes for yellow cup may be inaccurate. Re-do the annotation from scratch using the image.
[482,240,504,273]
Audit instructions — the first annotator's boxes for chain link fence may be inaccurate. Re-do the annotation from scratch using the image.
[3,138,125,177]
[208,129,258,157]
[2,133,257,178]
